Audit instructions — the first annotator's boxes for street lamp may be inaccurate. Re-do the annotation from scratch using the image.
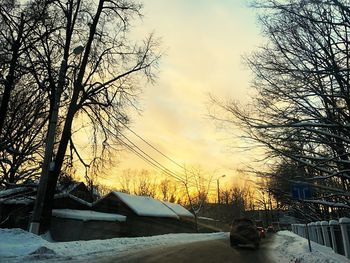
[217,174,226,204]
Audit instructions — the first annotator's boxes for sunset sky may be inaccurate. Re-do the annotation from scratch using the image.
[103,0,263,188]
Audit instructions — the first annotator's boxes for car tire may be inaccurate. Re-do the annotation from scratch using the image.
[230,238,238,247]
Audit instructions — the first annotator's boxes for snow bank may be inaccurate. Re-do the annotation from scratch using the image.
[52,209,126,222]
[272,230,349,263]
[0,228,227,262]
[0,228,48,257]
[2,229,348,263]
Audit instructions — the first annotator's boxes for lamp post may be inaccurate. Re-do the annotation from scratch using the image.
[217,174,226,204]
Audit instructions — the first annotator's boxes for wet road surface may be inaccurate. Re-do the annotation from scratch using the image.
[99,234,277,263]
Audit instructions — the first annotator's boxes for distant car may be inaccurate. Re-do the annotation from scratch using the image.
[230,218,260,249]
[257,227,266,238]
[267,226,275,233]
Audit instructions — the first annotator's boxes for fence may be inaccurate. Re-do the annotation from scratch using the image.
[292,217,350,259]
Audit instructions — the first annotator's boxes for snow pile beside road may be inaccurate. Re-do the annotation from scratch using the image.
[272,230,349,263]
[0,228,48,257]
[0,228,227,262]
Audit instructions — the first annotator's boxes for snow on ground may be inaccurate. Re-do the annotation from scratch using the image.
[1,229,349,262]
[272,230,349,263]
[0,229,48,258]
[0,228,227,262]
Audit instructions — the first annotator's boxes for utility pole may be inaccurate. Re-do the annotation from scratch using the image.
[217,174,226,204]
[30,44,85,234]
[29,59,67,234]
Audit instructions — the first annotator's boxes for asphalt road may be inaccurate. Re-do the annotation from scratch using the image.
[99,234,277,263]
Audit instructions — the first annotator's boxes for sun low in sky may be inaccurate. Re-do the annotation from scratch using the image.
[100,0,263,187]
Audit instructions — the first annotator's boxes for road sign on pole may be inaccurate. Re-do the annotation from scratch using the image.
[292,183,312,200]
[291,183,313,252]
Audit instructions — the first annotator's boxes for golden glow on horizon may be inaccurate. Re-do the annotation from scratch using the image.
[75,0,264,190]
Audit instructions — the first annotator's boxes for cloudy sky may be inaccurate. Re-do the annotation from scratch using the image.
[104,0,263,187]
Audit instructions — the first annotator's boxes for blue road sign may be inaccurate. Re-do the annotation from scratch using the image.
[292,184,312,200]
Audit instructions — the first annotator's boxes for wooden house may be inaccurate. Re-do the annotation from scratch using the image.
[56,182,93,203]
[50,209,126,241]
[93,191,196,237]
[0,187,36,229]
[0,182,93,229]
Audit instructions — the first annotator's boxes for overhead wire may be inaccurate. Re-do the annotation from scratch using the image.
[118,139,173,177]
[116,114,185,170]
[117,132,185,182]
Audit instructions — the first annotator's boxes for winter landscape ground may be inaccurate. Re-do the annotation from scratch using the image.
[0,229,348,263]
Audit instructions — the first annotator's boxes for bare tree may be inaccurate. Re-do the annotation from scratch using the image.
[117,169,132,194]
[176,166,214,231]
[30,0,160,233]
[211,0,350,220]
[159,178,177,202]
[221,184,255,212]
[0,0,57,187]
[0,0,44,134]
[0,85,48,186]
[132,169,158,198]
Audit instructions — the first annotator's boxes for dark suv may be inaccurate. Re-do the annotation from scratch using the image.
[230,218,260,249]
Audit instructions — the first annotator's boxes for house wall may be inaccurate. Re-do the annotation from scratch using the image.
[197,203,242,223]
[50,217,126,241]
[197,217,229,232]
[93,194,198,237]
[126,216,196,237]
[0,203,34,229]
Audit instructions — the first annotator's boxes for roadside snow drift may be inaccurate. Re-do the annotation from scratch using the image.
[2,229,349,263]
[272,230,349,263]
[0,228,47,257]
[0,228,227,262]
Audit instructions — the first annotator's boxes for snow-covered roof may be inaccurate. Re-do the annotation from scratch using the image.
[162,201,194,218]
[0,186,36,205]
[54,193,92,207]
[0,187,33,198]
[304,199,350,208]
[0,196,35,205]
[57,182,85,194]
[52,209,126,222]
[112,192,179,219]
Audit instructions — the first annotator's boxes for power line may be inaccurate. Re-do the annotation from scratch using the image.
[119,132,184,181]
[118,133,185,182]
[117,117,185,170]
[118,139,171,176]
[119,139,185,183]
[115,113,198,184]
